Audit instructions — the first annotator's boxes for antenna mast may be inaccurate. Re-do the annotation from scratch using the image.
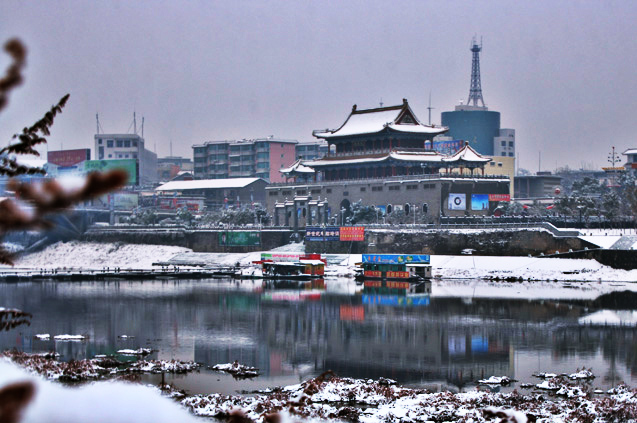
[141,117,144,137]
[96,113,100,134]
[467,36,485,107]
[133,112,137,135]
[427,91,435,125]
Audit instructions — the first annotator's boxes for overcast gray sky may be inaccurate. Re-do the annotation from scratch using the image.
[1,0,636,172]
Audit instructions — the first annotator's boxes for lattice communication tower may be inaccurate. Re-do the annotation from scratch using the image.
[467,37,485,107]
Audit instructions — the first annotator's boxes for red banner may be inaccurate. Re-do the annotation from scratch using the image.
[340,226,365,241]
[386,271,410,280]
[364,270,382,278]
[364,281,382,288]
[488,194,511,202]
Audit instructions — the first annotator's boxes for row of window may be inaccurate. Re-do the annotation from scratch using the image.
[500,141,515,147]
[98,139,138,148]
[271,183,438,197]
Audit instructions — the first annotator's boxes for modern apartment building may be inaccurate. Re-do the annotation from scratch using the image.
[193,137,297,182]
[94,133,158,185]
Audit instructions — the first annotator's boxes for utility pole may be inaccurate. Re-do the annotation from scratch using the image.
[427,91,434,125]
[608,146,619,187]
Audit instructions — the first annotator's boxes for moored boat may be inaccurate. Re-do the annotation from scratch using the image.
[355,254,431,283]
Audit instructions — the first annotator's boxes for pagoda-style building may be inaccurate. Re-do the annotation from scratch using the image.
[308,99,449,181]
[266,100,509,229]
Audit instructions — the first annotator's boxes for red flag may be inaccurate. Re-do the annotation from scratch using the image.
[546,205,554,209]
[522,205,529,209]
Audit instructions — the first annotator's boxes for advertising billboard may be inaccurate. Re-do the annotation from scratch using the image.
[47,149,90,167]
[108,192,139,210]
[219,231,260,246]
[431,139,464,155]
[84,159,138,185]
[448,193,466,210]
[362,254,430,264]
[339,226,365,241]
[305,227,340,241]
[488,194,511,202]
[471,194,489,210]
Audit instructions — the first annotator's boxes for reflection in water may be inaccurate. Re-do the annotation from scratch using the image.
[0,279,636,394]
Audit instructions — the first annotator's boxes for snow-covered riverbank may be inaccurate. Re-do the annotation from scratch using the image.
[6,240,637,283]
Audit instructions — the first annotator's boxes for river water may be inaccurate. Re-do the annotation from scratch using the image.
[1,278,636,394]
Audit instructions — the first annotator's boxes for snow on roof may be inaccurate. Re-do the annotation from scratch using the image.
[623,148,637,156]
[304,150,444,167]
[314,101,447,139]
[155,178,262,191]
[280,159,315,174]
[442,143,491,163]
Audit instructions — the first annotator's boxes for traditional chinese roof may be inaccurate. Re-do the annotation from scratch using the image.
[280,159,315,175]
[313,99,447,139]
[442,143,491,164]
[623,148,637,156]
[303,149,444,167]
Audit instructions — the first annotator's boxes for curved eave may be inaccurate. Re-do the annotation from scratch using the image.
[314,125,447,140]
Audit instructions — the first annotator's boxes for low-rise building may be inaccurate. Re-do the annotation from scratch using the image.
[155,177,267,209]
[94,133,157,185]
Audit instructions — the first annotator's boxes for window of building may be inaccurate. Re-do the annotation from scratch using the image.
[498,162,503,167]
[116,140,123,147]
[281,154,284,158]
[125,154,129,158]
[108,154,112,158]
[423,184,435,189]
[326,188,332,193]
[509,141,514,147]
[133,153,137,158]
[107,140,114,148]
[388,185,400,191]
[98,139,102,144]
[501,141,506,147]
[311,189,321,194]
[490,162,495,166]
[297,190,307,195]
[343,191,349,196]
[282,190,292,195]
[269,191,278,196]
[124,140,131,148]
[132,140,137,147]
[509,152,514,157]
[372,186,383,192]
[360,187,366,192]
[406,184,418,190]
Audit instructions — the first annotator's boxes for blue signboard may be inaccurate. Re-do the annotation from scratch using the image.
[431,139,464,155]
[305,226,340,241]
[362,254,430,264]
[362,295,430,307]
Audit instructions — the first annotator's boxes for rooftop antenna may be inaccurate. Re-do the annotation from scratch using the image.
[467,36,486,107]
[133,112,137,135]
[141,116,144,137]
[427,91,435,125]
[96,113,101,134]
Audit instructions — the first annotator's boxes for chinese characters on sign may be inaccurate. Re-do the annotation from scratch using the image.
[305,227,340,241]
[339,226,365,241]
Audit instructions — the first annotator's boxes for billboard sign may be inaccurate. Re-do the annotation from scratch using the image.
[448,193,466,210]
[108,192,139,210]
[339,226,365,241]
[431,139,464,155]
[471,194,489,210]
[362,254,430,264]
[219,231,260,246]
[47,149,90,167]
[84,159,138,185]
[305,226,340,241]
[488,194,511,202]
